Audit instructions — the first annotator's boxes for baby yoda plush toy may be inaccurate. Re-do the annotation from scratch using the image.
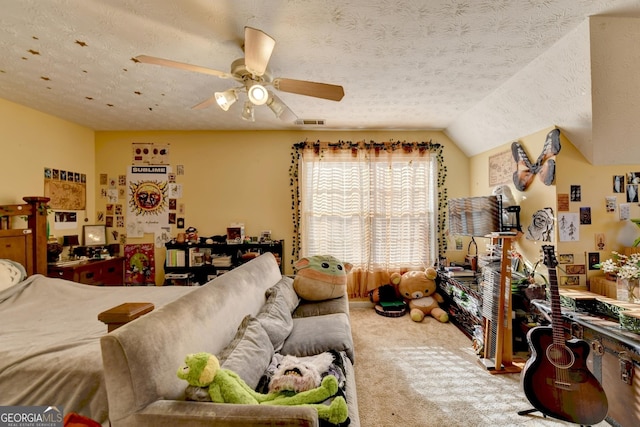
[293,255,353,301]
[177,352,348,425]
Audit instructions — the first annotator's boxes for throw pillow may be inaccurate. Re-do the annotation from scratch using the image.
[293,295,349,318]
[257,287,294,352]
[270,276,300,313]
[217,315,274,389]
[280,313,355,363]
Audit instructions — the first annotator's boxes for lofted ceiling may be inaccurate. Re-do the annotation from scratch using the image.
[2,0,640,160]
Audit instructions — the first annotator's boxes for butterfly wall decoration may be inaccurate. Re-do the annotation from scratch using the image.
[512,128,561,191]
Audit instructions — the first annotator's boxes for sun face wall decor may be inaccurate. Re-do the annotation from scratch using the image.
[128,180,168,216]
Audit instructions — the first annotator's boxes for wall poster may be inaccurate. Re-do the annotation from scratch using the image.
[43,167,86,210]
[488,149,513,186]
[126,165,170,237]
[124,243,155,285]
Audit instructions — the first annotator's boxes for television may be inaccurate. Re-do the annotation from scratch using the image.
[448,196,502,237]
[83,225,107,246]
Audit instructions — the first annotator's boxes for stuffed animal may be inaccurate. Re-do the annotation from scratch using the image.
[177,352,348,425]
[293,255,352,301]
[269,352,335,394]
[391,267,449,323]
[185,226,199,243]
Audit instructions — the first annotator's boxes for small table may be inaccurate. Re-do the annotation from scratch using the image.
[98,302,154,332]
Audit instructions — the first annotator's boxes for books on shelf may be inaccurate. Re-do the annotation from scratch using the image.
[165,249,185,267]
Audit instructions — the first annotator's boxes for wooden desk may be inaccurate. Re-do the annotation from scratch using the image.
[47,257,125,286]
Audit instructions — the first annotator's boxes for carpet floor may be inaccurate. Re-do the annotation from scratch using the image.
[350,306,610,427]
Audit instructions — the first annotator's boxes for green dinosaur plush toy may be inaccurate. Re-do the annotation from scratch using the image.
[177,352,348,425]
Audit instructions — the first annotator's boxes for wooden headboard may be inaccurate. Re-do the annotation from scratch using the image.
[0,196,50,275]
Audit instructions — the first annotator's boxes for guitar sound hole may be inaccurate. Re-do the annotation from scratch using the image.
[546,344,575,369]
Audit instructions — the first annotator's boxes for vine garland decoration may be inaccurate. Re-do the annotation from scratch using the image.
[289,139,448,267]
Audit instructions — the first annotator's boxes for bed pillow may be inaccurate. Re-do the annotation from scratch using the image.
[256,286,294,351]
[217,315,274,389]
[0,259,27,291]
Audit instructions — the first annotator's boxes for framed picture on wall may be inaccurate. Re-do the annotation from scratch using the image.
[488,150,513,186]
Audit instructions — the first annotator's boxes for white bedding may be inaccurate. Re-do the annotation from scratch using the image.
[0,274,196,426]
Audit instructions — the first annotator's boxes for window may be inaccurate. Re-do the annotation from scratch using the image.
[298,145,438,272]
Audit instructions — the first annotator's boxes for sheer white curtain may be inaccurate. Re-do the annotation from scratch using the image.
[295,142,440,298]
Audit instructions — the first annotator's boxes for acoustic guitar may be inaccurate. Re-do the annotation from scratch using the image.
[520,245,608,425]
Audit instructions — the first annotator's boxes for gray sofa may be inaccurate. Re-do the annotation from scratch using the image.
[100,252,359,427]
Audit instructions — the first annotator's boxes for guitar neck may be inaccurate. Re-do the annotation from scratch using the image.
[547,265,565,346]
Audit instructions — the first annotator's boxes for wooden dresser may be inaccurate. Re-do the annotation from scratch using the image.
[47,257,125,286]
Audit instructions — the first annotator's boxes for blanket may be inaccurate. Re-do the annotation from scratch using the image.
[0,274,195,426]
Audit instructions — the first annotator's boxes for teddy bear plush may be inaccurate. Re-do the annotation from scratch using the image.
[293,255,352,301]
[177,352,348,425]
[391,267,449,323]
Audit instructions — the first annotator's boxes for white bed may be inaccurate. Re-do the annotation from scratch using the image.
[0,197,196,425]
[0,272,196,425]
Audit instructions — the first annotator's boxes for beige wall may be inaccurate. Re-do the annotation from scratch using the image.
[0,98,95,238]
[5,95,638,289]
[470,125,640,288]
[95,130,468,281]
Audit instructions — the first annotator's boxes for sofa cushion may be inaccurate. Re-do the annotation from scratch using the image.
[271,276,300,313]
[281,313,354,363]
[293,295,349,318]
[257,285,294,352]
[217,315,274,389]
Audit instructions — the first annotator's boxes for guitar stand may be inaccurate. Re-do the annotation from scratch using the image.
[518,408,546,417]
[517,408,591,426]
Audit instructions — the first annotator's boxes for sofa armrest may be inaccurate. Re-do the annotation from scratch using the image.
[113,400,319,427]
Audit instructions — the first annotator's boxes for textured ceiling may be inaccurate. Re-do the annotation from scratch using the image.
[2,0,640,158]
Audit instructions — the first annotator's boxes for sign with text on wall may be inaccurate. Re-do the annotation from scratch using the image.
[126,165,170,237]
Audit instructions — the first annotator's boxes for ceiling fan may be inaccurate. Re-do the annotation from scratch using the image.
[135,26,345,122]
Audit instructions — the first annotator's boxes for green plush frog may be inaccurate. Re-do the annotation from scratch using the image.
[177,352,348,425]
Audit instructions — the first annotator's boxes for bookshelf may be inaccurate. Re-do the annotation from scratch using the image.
[164,240,284,285]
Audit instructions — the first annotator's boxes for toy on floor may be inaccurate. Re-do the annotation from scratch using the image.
[293,255,352,301]
[391,267,449,323]
[177,352,348,425]
[368,283,408,317]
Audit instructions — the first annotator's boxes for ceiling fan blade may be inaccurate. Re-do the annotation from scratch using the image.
[273,78,344,101]
[244,27,275,77]
[135,55,232,79]
[191,95,218,110]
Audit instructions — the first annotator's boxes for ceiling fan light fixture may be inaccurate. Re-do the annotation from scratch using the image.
[247,84,268,105]
[266,95,285,118]
[241,101,255,121]
[214,89,237,111]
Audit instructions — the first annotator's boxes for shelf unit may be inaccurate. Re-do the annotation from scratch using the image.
[164,240,284,285]
[438,273,483,339]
